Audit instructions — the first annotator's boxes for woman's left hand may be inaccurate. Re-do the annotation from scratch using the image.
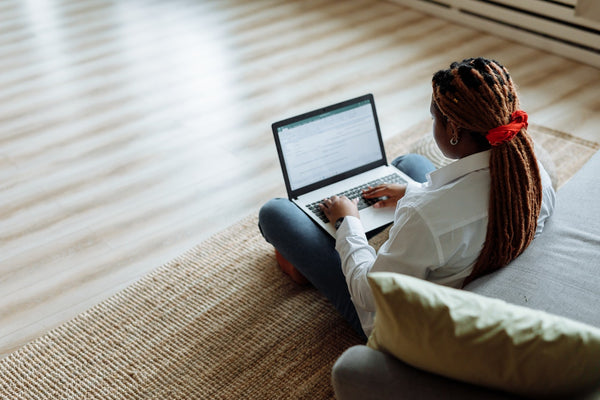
[319,195,360,223]
[362,183,407,208]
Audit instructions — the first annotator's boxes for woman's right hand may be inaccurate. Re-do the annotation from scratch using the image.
[362,184,407,208]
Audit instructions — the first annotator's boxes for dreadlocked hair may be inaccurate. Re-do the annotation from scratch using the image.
[431,57,542,286]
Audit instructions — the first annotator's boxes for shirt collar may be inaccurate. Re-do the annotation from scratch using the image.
[426,150,490,189]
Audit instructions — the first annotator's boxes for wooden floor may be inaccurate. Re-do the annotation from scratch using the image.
[1,0,599,358]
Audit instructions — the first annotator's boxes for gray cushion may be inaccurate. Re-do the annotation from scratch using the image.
[332,345,514,399]
[333,346,600,400]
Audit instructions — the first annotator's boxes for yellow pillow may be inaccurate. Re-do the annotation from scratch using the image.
[366,272,600,398]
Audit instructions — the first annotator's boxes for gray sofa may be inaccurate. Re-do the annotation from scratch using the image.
[332,150,600,399]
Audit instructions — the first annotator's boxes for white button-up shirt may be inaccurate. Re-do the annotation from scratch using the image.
[335,150,556,336]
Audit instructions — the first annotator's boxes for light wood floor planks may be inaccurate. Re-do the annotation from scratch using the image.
[1,0,599,358]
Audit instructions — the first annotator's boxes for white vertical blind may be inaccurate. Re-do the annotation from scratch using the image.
[390,0,600,68]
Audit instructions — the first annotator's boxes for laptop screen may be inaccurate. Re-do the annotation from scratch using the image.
[273,94,387,198]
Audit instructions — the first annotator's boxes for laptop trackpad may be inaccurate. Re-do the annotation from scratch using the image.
[359,206,395,232]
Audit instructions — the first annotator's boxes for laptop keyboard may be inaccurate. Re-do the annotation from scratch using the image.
[306,173,407,223]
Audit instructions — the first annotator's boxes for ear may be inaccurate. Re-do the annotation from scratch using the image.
[446,120,460,142]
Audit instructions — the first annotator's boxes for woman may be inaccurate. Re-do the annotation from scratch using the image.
[259,57,556,339]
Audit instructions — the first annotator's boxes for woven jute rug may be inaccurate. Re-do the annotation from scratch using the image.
[1,122,598,400]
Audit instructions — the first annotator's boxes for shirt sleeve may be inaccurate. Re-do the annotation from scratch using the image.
[535,161,556,236]
[334,203,442,313]
[334,216,377,312]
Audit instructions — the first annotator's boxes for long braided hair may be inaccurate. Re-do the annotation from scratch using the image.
[431,57,542,286]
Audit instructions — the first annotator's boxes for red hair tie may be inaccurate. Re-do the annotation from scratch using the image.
[486,110,528,146]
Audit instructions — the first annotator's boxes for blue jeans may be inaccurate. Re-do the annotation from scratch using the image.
[258,154,435,338]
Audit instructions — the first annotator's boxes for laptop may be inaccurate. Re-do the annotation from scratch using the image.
[272,94,414,237]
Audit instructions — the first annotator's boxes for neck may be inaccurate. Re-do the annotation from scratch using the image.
[454,131,491,159]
